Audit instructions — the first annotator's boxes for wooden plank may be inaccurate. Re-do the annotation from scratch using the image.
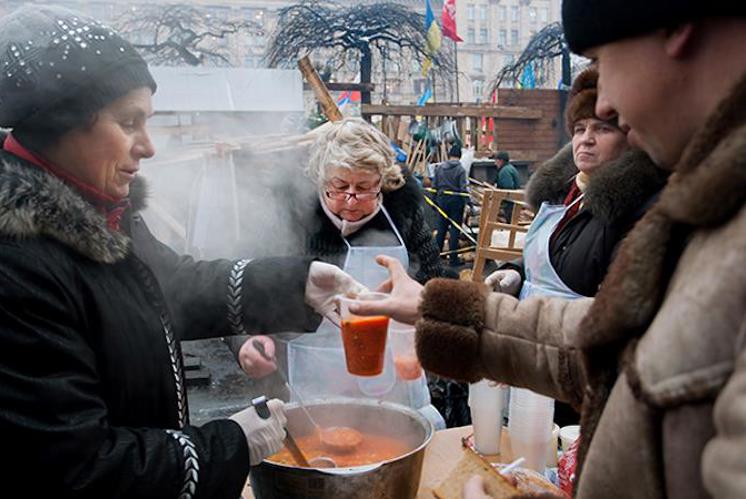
[362,103,541,119]
[303,82,376,92]
[297,56,343,122]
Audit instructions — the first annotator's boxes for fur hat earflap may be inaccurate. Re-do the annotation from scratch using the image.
[565,67,599,133]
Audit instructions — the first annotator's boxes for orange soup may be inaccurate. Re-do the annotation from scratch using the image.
[340,315,389,376]
[267,431,410,468]
[394,354,423,380]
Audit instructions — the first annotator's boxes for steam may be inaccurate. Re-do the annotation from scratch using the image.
[140,112,318,261]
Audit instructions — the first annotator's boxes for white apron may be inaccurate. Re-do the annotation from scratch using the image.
[519,196,585,301]
[288,206,444,428]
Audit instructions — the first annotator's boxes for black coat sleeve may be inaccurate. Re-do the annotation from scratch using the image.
[131,216,321,340]
[0,244,249,499]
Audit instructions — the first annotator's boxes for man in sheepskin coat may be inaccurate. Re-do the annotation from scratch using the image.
[351,4,746,498]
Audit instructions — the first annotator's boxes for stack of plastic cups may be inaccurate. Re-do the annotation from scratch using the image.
[468,380,506,455]
[508,387,555,472]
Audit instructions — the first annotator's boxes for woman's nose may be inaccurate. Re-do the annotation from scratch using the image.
[136,130,156,159]
[581,129,596,144]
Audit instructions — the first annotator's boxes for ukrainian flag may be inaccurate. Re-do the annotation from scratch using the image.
[422,0,442,76]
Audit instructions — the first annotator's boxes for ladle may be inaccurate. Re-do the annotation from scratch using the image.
[252,339,361,467]
[253,395,312,467]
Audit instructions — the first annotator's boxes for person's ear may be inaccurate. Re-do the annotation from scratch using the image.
[664,23,696,58]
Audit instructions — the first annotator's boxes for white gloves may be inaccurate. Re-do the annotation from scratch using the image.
[229,398,287,466]
[484,269,522,297]
[305,261,367,325]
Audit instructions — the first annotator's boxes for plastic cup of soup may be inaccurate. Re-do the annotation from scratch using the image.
[338,292,390,376]
[389,321,423,381]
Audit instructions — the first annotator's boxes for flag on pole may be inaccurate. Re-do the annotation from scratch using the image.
[441,0,462,42]
[336,90,361,110]
[422,0,442,76]
[417,83,433,106]
[520,62,536,89]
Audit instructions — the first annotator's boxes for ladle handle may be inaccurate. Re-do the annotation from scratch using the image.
[284,433,312,468]
[250,339,322,432]
[252,395,314,468]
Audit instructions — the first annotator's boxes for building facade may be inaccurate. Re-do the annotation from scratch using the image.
[2,0,562,105]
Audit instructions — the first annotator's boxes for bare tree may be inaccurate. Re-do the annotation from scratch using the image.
[488,23,575,147]
[115,4,262,66]
[267,0,454,104]
[488,22,570,93]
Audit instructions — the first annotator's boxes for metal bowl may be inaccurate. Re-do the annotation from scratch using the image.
[249,398,434,499]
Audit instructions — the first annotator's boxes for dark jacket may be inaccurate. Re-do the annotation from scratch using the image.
[496,162,520,189]
[502,146,668,297]
[0,147,318,499]
[433,159,468,194]
[307,176,443,284]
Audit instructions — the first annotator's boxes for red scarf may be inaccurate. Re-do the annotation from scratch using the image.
[550,180,583,245]
[3,134,130,231]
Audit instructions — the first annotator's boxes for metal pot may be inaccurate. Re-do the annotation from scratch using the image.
[249,398,434,499]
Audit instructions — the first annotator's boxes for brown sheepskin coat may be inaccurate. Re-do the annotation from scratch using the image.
[416,74,746,499]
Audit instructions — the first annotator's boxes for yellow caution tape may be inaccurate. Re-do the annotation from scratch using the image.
[424,187,471,198]
[423,195,477,245]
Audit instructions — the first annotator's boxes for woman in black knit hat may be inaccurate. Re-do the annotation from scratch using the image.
[0,6,365,498]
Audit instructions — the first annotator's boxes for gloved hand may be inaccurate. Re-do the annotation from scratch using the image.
[305,261,367,325]
[229,398,287,466]
[484,269,522,297]
[238,335,277,378]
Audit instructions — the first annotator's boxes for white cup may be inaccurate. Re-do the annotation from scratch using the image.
[559,425,580,451]
[508,387,555,472]
[546,423,560,467]
[468,380,506,455]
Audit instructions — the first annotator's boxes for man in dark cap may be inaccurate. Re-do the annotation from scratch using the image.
[492,150,520,221]
[351,2,746,498]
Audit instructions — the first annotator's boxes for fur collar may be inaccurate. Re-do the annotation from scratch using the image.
[383,175,424,223]
[526,144,668,223]
[0,150,148,263]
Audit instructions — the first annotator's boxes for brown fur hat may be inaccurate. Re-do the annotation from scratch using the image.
[565,67,599,133]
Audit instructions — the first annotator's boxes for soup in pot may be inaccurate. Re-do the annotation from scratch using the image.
[267,430,411,467]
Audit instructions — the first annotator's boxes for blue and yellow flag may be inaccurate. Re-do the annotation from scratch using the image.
[422,0,442,76]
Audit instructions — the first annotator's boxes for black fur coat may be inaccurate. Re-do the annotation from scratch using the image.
[504,145,668,296]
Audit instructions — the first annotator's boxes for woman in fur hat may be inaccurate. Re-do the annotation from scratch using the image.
[0,6,365,498]
[484,67,668,426]
[484,67,668,301]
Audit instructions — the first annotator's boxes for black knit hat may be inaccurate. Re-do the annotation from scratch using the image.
[562,0,746,54]
[0,5,156,128]
[448,144,462,158]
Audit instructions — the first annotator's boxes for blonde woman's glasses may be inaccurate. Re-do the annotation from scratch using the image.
[325,190,381,201]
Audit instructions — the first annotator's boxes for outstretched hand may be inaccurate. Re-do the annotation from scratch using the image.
[348,255,424,325]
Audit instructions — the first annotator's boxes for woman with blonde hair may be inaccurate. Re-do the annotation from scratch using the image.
[229,117,445,427]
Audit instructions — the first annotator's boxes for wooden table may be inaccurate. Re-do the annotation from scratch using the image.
[243,425,514,498]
